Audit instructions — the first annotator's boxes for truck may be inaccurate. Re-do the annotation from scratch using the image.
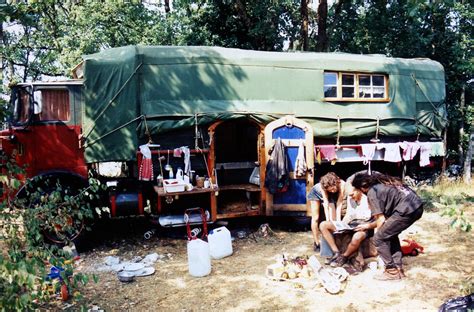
[0,45,447,241]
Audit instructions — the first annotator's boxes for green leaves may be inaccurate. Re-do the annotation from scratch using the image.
[0,158,103,310]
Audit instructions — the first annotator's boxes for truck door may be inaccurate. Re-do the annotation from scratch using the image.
[264,115,314,216]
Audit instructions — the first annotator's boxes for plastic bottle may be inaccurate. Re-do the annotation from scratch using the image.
[176,168,184,181]
[168,167,174,179]
[208,226,233,259]
[204,177,210,188]
[187,238,211,277]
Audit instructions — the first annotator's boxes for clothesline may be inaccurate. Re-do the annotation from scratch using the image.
[315,141,445,167]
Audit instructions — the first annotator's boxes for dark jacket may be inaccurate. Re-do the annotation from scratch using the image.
[265,138,289,194]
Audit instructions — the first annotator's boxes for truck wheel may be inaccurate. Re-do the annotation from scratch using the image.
[17,174,88,246]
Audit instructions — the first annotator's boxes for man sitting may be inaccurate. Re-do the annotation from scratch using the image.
[319,184,376,267]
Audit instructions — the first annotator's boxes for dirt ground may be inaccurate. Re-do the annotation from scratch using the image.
[66,208,473,311]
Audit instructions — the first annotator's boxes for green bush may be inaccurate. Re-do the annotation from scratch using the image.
[0,156,105,310]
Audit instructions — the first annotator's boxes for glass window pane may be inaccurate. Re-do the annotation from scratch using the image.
[373,75,385,86]
[16,89,30,123]
[38,90,70,121]
[324,86,337,98]
[359,86,372,98]
[324,72,337,85]
[342,74,354,85]
[373,87,385,98]
[359,75,371,86]
[342,87,355,98]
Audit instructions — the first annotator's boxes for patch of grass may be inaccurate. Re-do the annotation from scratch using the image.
[417,179,473,232]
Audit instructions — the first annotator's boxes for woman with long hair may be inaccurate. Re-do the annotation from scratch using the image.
[351,172,424,280]
[307,172,345,251]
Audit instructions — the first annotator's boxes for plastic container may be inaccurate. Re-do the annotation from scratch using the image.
[187,238,211,277]
[163,179,186,193]
[176,168,184,181]
[208,226,233,259]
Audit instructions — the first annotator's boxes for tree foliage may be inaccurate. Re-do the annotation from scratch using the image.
[0,155,105,310]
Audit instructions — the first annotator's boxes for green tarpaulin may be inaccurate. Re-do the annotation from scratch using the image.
[82,45,446,163]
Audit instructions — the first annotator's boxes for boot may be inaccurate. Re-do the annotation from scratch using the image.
[373,267,402,281]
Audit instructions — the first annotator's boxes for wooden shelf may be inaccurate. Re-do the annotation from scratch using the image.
[153,186,217,197]
[218,184,261,192]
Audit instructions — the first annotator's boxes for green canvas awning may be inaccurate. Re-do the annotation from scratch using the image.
[82,45,446,163]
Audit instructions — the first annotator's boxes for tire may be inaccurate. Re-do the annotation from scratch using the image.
[17,173,88,246]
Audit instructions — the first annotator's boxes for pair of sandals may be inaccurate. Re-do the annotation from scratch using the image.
[325,252,347,267]
[307,255,349,294]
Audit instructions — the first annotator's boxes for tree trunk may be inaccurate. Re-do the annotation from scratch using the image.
[464,132,473,184]
[458,86,465,166]
[316,0,328,52]
[164,0,170,13]
[301,0,309,51]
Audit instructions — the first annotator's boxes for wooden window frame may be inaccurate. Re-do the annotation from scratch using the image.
[324,71,390,102]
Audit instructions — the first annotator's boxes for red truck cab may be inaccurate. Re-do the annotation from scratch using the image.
[0,81,87,198]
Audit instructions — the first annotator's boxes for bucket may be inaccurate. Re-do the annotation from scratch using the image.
[187,238,211,277]
[208,226,233,259]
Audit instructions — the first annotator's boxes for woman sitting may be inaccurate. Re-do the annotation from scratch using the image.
[307,172,345,251]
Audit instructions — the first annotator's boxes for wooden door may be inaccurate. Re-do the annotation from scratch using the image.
[264,116,314,216]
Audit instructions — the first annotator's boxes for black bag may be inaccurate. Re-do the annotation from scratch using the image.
[439,293,474,312]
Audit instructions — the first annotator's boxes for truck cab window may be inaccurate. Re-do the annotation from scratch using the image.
[34,89,70,122]
[13,89,30,124]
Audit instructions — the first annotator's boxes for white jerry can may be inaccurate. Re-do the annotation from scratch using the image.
[187,238,211,277]
[208,226,233,259]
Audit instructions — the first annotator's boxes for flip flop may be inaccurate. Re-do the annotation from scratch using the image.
[132,267,155,277]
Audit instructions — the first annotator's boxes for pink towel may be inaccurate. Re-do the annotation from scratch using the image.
[139,144,154,181]
[400,141,421,161]
[139,158,153,181]
[419,143,431,167]
[319,146,337,161]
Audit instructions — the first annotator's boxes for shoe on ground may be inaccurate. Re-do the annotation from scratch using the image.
[325,252,340,265]
[313,242,320,252]
[397,267,406,278]
[374,267,402,281]
[330,254,347,267]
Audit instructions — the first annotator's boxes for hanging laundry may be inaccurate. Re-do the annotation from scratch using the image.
[295,139,307,177]
[378,143,402,162]
[360,144,376,165]
[429,141,445,157]
[265,138,289,194]
[400,141,421,161]
[180,146,191,176]
[419,143,432,167]
[139,144,154,181]
[319,145,337,162]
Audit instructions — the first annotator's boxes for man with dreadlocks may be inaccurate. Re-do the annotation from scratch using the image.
[351,172,424,280]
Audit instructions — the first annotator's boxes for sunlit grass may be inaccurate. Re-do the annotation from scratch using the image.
[416,179,473,232]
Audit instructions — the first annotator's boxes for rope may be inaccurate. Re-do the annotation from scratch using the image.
[369,117,380,143]
[83,63,143,140]
[143,115,152,143]
[83,115,144,148]
[336,115,341,147]
[411,74,441,114]
[194,113,199,150]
